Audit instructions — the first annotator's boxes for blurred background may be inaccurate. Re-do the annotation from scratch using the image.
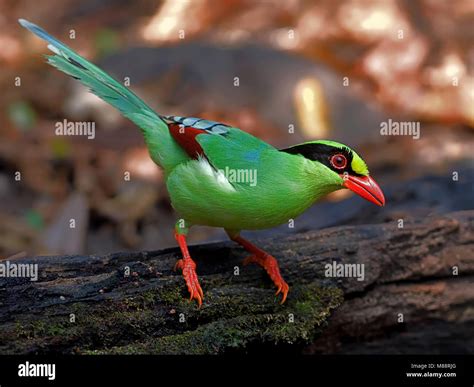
[0,0,473,257]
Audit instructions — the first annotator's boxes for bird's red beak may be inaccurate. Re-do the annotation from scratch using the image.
[342,174,385,206]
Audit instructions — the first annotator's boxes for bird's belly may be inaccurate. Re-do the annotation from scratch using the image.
[166,158,318,230]
[169,194,309,230]
[171,199,298,230]
[167,171,313,231]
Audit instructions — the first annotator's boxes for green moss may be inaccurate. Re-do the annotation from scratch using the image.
[5,281,343,355]
[8,298,168,354]
[12,318,72,345]
[159,285,188,305]
[92,283,343,354]
[14,322,31,339]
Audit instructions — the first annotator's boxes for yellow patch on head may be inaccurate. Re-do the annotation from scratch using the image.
[351,152,369,175]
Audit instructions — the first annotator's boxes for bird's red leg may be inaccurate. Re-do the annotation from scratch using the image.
[227,231,289,303]
[174,222,203,306]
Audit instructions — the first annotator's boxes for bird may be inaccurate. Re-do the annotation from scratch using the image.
[19,19,385,306]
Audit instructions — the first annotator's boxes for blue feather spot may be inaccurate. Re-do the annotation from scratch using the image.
[243,150,261,163]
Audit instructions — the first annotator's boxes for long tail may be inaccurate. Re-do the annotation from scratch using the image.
[19,19,188,172]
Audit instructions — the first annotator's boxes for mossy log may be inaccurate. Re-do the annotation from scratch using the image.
[0,211,472,354]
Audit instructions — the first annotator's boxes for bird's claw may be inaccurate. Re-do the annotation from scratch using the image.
[274,281,289,304]
[175,258,204,307]
[243,254,289,304]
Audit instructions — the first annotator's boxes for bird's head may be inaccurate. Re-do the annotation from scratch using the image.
[281,140,385,206]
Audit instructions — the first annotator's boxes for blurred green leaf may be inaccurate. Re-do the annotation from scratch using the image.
[51,137,71,159]
[8,101,37,131]
[94,28,120,57]
[25,209,44,230]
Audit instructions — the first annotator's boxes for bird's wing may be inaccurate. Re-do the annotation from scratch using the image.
[163,115,275,173]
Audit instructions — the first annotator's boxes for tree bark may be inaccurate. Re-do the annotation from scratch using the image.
[0,211,472,354]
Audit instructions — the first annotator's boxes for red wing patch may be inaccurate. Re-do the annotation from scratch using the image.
[168,123,207,158]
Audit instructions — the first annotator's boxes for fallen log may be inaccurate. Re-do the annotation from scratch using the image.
[0,211,472,354]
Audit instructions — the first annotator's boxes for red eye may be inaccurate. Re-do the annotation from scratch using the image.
[330,154,347,169]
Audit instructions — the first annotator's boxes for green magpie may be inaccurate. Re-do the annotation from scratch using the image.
[19,19,385,306]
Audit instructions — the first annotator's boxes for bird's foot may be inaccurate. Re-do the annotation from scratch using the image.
[244,254,289,304]
[175,258,204,307]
